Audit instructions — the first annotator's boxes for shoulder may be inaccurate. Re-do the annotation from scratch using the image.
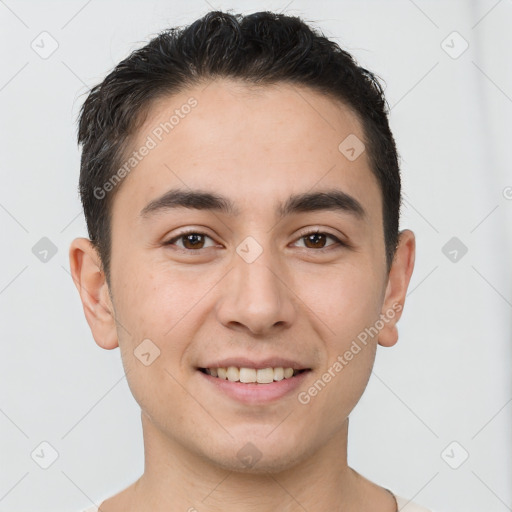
[394,494,435,511]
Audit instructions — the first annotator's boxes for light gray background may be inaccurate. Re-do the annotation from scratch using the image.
[1,1,511,511]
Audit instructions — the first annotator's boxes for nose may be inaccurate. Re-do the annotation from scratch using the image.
[215,244,297,337]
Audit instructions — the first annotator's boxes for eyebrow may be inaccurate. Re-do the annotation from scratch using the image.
[139,187,366,221]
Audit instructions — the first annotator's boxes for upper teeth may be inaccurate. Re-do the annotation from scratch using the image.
[205,366,297,383]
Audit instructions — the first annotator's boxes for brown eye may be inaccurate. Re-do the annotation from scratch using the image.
[165,231,216,250]
[294,230,344,250]
[181,233,205,249]
[304,232,328,249]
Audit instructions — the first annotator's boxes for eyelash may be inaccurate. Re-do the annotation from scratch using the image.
[164,228,347,253]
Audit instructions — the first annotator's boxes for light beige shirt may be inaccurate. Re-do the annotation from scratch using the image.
[81,492,435,511]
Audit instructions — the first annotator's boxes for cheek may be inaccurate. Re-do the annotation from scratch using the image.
[298,262,384,342]
[110,263,197,422]
[110,257,222,379]
[112,257,195,336]
[295,264,382,408]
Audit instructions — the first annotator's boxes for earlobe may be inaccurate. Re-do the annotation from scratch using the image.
[68,237,119,350]
[378,229,415,348]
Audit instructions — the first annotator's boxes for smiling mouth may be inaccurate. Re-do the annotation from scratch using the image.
[198,367,310,384]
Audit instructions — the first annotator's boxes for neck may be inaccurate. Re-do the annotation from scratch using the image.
[126,412,369,512]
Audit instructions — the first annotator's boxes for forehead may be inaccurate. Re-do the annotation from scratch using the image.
[111,78,381,224]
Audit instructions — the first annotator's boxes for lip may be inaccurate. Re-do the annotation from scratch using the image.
[198,357,310,370]
[197,368,312,404]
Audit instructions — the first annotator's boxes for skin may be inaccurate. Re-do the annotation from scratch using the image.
[69,78,415,512]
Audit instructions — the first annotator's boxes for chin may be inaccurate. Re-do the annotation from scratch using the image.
[208,449,306,475]
[198,429,315,475]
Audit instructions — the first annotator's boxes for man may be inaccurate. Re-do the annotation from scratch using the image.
[70,10,431,512]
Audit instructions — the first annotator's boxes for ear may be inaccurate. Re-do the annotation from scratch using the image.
[69,237,119,350]
[378,229,416,347]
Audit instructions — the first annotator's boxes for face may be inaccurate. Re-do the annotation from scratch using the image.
[71,78,414,473]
